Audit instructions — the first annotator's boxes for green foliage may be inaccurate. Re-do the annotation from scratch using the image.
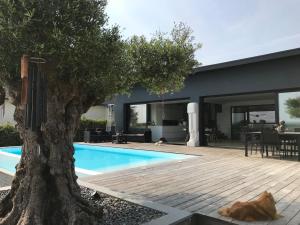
[127,23,201,95]
[0,0,200,108]
[74,118,107,141]
[285,97,300,118]
[0,0,131,98]
[79,118,106,130]
[0,124,22,146]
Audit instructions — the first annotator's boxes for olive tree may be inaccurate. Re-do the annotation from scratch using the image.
[285,97,300,118]
[0,1,200,225]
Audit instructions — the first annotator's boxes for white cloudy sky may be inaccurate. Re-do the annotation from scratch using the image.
[106,0,300,65]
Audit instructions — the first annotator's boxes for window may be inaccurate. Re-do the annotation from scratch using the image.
[128,104,147,129]
[248,105,276,124]
[231,105,276,140]
[279,91,300,131]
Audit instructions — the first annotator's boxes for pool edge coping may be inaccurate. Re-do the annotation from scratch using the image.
[0,168,15,177]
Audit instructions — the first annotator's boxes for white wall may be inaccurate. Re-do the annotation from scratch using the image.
[82,105,108,121]
[0,102,108,127]
[217,99,275,138]
[149,103,187,141]
[0,101,16,125]
[150,104,163,126]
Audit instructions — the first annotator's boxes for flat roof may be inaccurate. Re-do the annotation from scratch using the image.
[193,47,300,74]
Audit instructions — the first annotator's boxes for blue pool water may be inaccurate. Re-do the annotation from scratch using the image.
[0,144,188,176]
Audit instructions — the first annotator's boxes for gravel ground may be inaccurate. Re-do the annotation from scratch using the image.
[0,190,9,201]
[0,187,165,225]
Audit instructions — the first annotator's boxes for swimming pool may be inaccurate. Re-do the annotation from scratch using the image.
[0,144,190,176]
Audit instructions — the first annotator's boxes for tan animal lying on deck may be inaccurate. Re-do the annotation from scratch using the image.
[218,191,281,222]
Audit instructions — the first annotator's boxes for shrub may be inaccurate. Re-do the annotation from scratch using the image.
[0,124,22,147]
[79,118,106,130]
[74,118,107,142]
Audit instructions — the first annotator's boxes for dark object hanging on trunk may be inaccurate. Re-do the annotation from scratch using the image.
[21,55,29,105]
[0,85,5,106]
[21,55,47,131]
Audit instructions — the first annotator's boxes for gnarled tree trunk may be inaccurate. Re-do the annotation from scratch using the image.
[0,86,102,225]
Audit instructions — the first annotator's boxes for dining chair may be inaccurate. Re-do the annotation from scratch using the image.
[261,129,281,158]
[249,133,262,155]
[280,135,298,159]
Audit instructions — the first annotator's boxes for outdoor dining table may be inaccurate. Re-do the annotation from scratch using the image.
[245,131,300,161]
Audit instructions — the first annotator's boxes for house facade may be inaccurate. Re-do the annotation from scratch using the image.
[113,48,300,146]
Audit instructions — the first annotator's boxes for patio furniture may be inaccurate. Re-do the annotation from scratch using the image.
[112,133,127,144]
[249,132,262,155]
[245,131,261,156]
[123,129,152,143]
[245,131,300,161]
[279,132,300,160]
[205,128,217,142]
[84,129,112,143]
[261,129,281,158]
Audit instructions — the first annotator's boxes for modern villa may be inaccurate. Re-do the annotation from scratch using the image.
[1,47,300,225]
[1,48,300,148]
[113,48,300,147]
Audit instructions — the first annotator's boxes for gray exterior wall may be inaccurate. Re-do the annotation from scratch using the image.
[114,53,300,132]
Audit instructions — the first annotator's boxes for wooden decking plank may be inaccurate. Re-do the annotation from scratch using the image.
[156,175,246,205]
[129,158,263,199]
[201,171,295,221]
[90,156,235,187]
[207,167,300,224]
[84,150,244,184]
[173,160,290,209]
[202,162,300,216]
[250,178,300,225]
[286,210,300,225]
[79,143,300,225]
[83,155,210,182]
[182,160,294,213]
[125,156,269,196]
[267,187,300,225]
[97,157,244,196]
[85,157,204,186]
[156,159,273,205]
[0,172,13,187]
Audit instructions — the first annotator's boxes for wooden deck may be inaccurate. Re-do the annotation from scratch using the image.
[0,171,13,188]
[82,143,300,225]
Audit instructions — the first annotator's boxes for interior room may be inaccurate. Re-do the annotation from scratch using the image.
[127,100,189,143]
[204,93,277,148]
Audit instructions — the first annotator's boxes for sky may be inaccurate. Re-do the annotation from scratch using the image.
[106,0,300,66]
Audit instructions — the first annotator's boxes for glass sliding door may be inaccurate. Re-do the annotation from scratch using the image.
[278,91,300,131]
[128,104,147,131]
[231,106,248,140]
[231,105,276,140]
